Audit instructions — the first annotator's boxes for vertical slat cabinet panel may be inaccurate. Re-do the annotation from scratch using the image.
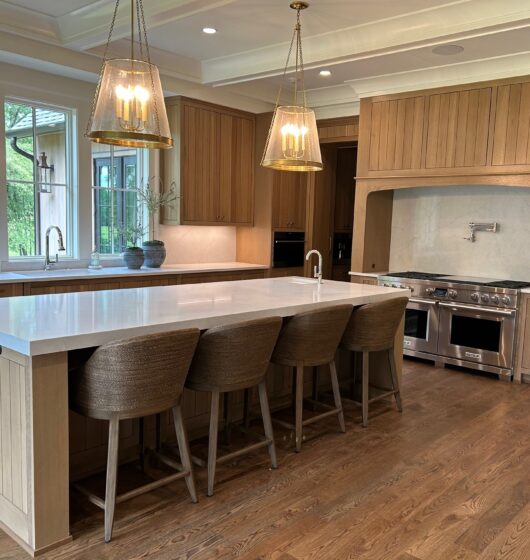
[492,82,530,166]
[219,114,254,225]
[181,104,219,223]
[426,87,491,168]
[368,96,425,171]
[160,103,181,224]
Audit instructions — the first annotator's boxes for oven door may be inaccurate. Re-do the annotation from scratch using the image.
[438,302,516,369]
[403,298,440,355]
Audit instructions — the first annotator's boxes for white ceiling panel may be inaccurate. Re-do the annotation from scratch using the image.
[3,0,101,17]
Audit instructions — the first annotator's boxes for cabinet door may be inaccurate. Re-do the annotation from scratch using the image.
[368,96,425,171]
[334,146,356,232]
[0,283,23,297]
[272,172,307,230]
[492,82,530,166]
[181,104,219,223]
[160,103,181,224]
[219,114,254,225]
[425,87,492,168]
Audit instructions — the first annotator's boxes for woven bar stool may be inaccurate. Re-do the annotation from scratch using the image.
[271,304,353,452]
[340,297,408,427]
[69,329,200,543]
[185,316,282,497]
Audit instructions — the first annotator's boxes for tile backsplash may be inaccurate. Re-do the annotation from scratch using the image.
[389,186,530,280]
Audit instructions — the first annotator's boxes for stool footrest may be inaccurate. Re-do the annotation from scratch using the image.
[342,389,398,407]
[273,406,341,430]
[217,439,272,464]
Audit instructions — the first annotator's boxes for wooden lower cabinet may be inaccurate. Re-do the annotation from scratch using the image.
[349,273,378,286]
[0,283,23,297]
[515,292,530,383]
[332,264,351,282]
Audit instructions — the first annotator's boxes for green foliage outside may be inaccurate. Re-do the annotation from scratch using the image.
[5,102,36,257]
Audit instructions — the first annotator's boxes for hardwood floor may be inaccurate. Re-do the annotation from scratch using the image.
[3,359,530,559]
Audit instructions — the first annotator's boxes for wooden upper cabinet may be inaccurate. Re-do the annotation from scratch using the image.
[492,82,530,166]
[318,116,359,144]
[425,87,492,168]
[162,97,255,226]
[219,113,255,224]
[368,96,425,171]
[272,172,307,230]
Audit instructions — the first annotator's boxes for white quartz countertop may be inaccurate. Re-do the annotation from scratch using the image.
[0,262,268,284]
[349,271,386,278]
[0,277,409,357]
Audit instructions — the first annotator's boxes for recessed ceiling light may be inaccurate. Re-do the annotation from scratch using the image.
[319,70,332,77]
[432,44,464,56]
[202,27,217,34]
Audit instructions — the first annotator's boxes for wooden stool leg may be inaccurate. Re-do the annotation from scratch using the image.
[104,415,120,543]
[330,359,346,433]
[362,351,370,428]
[173,404,198,504]
[223,392,231,445]
[258,381,277,468]
[138,417,145,473]
[311,366,319,403]
[389,349,403,412]
[243,388,251,428]
[295,363,304,452]
[207,391,220,497]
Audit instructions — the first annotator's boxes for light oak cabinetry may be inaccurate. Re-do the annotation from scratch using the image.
[349,273,378,286]
[353,75,530,275]
[162,97,255,226]
[271,171,307,230]
[318,116,359,144]
[515,292,530,383]
[0,283,23,297]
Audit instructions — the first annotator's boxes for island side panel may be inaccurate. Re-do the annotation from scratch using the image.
[30,352,71,553]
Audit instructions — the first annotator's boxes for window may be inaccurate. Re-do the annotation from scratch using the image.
[5,100,74,258]
[91,145,147,255]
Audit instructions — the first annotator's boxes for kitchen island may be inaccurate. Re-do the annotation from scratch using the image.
[0,277,408,556]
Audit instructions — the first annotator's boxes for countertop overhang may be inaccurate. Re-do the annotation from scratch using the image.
[0,277,409,357]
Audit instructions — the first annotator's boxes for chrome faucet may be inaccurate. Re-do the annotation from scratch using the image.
[306,249,323,284]
[44,226,65,270]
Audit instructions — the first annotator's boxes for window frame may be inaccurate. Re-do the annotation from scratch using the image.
[5,97,76,261]
[91,145,148,256]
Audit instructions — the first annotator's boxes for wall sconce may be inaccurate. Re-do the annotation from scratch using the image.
[37,152,54,193]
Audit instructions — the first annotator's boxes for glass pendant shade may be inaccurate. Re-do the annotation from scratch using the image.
[262,105,322,171]
[88,59,172,149]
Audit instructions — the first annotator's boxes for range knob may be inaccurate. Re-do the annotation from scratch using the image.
[481,294,490,303]
[471,292,480,302]
[502,295,511,306]
[491,295,500,305]
[448,289,457,299]
[425,287,434,296]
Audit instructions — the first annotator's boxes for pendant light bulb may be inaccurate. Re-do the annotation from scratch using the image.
[262,2,322,172]
[86,0,173,149]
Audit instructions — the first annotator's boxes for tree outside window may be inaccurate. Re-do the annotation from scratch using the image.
[5,100,73,258]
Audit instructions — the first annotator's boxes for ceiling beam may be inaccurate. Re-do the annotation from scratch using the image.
[58,0,241,50]
[201,0,530,85]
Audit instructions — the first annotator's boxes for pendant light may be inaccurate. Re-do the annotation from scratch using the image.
[262,2,322,172]
[86,0,173,149]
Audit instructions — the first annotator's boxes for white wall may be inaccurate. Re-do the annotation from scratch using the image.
[389,185,530,280]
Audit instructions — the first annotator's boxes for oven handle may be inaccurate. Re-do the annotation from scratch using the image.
[409,298,438,305]
[439,301,516,317]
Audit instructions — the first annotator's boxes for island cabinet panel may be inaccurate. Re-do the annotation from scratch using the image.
[271,171,307,230]
[368,96,425,171]
[0,284,23,298]
[163,97,255,226]
[492,82,530,166]
[425,87,492,168]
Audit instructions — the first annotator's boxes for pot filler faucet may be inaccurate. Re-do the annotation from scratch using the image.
[44,225,65,270]
[306,249,323,284]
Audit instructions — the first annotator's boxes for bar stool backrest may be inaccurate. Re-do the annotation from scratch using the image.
[70,329,200,420]
[341,297,408,352]
[186,316,283,392]
[272,304,353,367]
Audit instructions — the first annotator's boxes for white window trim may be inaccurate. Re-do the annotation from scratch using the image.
[4,97,78,262]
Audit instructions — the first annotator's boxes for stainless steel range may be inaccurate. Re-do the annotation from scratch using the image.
[378,272,530,379]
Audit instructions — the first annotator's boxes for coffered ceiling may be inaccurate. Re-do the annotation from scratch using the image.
[1,0,530,117]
